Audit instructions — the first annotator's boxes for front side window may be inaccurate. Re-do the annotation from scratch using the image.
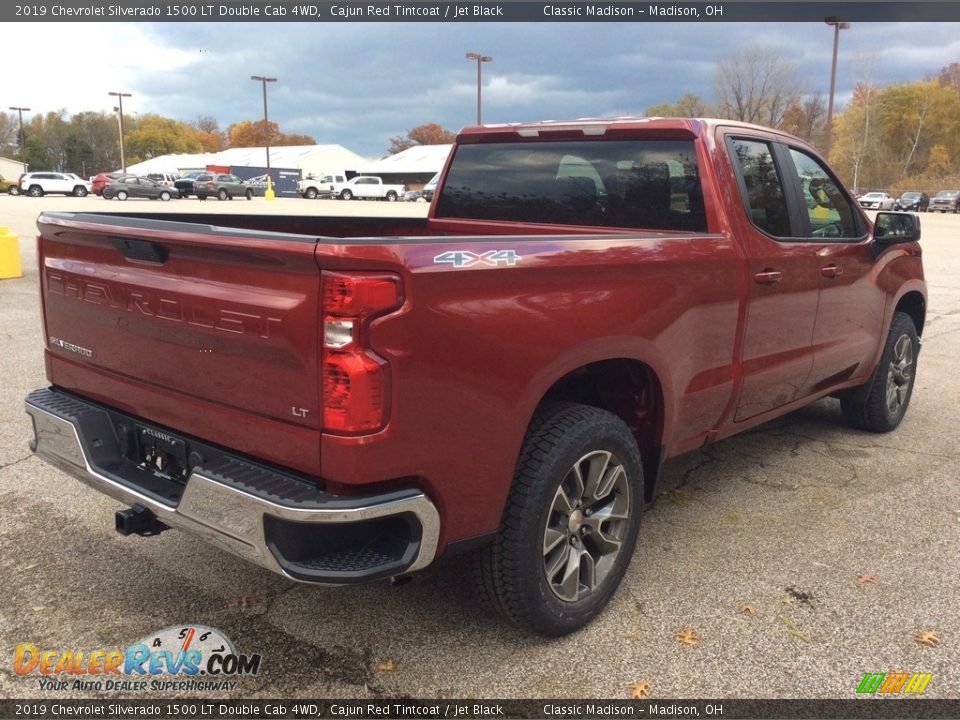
[436,139,706,231]
[787,148,860,239]
[728,139,791,238]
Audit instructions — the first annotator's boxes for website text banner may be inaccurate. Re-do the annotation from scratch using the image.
[4,1,957,23]
[4,699,960,720]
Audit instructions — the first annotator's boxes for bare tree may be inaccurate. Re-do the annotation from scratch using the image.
[715,45,804,127]
[0,111,18,152]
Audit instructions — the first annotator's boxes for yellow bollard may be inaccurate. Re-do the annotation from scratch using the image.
[0,230,23,279]
[264,176,275,201]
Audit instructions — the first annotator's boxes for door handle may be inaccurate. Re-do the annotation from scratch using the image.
[820,264,844,278]
[754,270,783,285]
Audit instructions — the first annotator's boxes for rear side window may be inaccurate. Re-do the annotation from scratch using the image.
[435,139,706,231]
[728,139,791,238]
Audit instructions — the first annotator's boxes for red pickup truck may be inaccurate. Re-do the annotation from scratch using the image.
[26,118,925,636]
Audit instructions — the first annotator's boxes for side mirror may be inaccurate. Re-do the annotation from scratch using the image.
[874,212,920,247]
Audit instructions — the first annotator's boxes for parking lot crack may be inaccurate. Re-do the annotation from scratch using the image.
[0,455,32,471]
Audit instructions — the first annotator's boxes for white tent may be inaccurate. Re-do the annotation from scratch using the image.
[124,144,367,178]
[358,145,452,176]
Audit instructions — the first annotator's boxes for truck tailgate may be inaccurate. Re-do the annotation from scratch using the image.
[36,213,323,474]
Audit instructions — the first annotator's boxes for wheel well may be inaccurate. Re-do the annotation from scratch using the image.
[540,359,664,503]
[896,292,926,336]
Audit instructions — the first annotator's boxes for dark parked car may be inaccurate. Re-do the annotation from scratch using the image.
[102,175,175,201]
[894,191,929,212]
[194,173,254,201]
[173,171,207,199]
[929,190,960,213]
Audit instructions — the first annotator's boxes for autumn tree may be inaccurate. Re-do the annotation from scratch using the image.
[192,116,226,152]
[227,119,315,148]
[388,123,456,154]
[125,114,203,161]
[645,94,712,117]
[781,95,827,148]
[715,45,804,127]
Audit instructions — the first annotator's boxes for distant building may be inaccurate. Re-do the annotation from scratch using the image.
[124,144,367,179]
[0,155,26,179]
[357,145,452,189]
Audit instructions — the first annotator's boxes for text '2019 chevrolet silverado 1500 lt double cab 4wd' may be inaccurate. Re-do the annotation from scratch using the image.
[26,118,925,636]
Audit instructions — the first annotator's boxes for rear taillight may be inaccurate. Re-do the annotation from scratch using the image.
[321,271,401,434]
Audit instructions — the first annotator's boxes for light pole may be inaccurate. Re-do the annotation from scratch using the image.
[824,17,849,159]
[251,75,277,199]
[465,52,493,125]
[108,91,132,172]
[8,106,30,173]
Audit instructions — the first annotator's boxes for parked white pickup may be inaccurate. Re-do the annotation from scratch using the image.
[331,176,406,201]
[297,172,347,199]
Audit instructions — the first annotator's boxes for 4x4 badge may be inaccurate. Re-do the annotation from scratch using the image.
[433,250,521,269]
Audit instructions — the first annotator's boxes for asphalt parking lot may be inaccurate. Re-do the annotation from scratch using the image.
[0,194,957,701]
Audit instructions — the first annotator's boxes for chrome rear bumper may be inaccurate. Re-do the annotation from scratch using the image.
[25,388,440,584]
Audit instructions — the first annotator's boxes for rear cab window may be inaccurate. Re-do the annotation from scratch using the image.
[435,139,707,232]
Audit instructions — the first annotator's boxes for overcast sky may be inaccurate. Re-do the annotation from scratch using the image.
[7,21,960,158]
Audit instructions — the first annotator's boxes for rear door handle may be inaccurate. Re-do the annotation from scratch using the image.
[754,270,783,285]
[821,264,844,278]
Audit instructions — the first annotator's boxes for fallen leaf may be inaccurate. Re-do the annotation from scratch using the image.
[235,596,257,608]
[856,575,878,586]
[780,616,810,643]
[915,631,941,647]
[675,627,700,646]
[624,632,642,641]
[377,658,398,672]
[627,680,651,699]
[780,596,796,606]
[725,510,741,524]
[31,606,46,612]
[738,604,756,615]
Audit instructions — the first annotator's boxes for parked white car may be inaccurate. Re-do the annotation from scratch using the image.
[331,176,406,201]
[858,192,895,210]
[19,172,92,197]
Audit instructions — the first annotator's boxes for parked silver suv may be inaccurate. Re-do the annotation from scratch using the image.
[19,172,91,197]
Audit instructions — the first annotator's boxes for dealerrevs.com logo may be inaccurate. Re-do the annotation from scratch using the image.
[14,625,261,693]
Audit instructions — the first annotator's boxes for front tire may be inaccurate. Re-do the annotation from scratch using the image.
[340,189,353,200]
[305,187,318,199]
[8,186,20,196]
[473,403,643,636]
[73,186,88,197]
[159,191,171,201]
[840,312,919,433]
[245,189,253,200]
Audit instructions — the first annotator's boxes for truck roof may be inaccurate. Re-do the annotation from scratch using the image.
[457,117,811,145]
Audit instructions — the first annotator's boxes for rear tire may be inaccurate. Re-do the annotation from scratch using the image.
[340,189,353,200]
[28,185,43,197]
[217,188,228,201]
[8,186,20,196]
[473,403,643,636]
[386,190,398,202]
[840,312,919,433]
[116,190,128,201]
